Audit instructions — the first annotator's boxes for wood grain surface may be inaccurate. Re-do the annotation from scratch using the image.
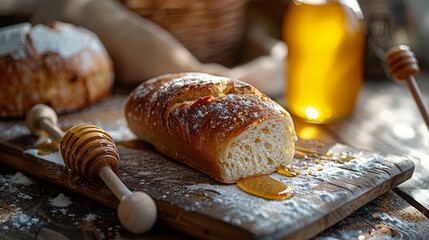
[326,77,429,217]
[315,191,429,240]
[0,95,416,239]
[2,164,427,240]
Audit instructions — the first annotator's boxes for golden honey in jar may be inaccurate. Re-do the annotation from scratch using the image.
[283,0,365,123]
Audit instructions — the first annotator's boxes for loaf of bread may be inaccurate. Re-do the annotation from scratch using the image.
[125,73,296,183]
[0,22,113,118]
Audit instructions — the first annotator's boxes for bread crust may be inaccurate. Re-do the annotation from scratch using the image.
[0,22,113,118]
[125,73,294,183]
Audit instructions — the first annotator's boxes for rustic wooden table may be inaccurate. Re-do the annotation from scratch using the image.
[1,75,429,239]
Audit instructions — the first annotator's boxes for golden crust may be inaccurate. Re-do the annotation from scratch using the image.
[0,22,113,118]
[125,72,291,183]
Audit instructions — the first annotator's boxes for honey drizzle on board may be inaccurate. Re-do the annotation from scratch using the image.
[35,140,59,155]
[237,175,293,200]
[271,144,357,199]
[277,165,298,177]
[34,127,70,155]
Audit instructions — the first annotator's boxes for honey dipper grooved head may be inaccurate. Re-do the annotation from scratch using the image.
[386,45,420,81]
[60,124,119,181]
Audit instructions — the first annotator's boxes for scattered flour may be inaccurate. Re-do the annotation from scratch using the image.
[179,143,410,237]
[23,149,65,166]
[50,193,72,208]
[313,190,348,202]
[0,123,30,139]
[372,212,398,223]
[84,213,97,222]
[9,212,39,228]
[17,192,33,200]
[9,172,34,185]
[0,172,34,186]
[58,209,68,215]
[10,212,30,228]
[186,181,321,233]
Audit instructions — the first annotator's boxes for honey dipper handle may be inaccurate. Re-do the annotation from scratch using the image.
[39,119,64,143]
[386,45,429,130]
[99,166,157,234]
[99,166,132,199]
[407,77,429,130]
[26,104,64,141]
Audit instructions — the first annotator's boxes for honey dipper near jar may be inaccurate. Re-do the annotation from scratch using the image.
[283,0,365,123]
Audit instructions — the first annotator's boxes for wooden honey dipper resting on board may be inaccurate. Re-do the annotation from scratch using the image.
[385,45,429,131]
[25,104,157,234]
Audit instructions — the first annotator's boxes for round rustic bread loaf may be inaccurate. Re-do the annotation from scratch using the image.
[0,22,114,118]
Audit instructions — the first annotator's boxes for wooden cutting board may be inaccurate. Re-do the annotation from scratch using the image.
[0,96,415,240]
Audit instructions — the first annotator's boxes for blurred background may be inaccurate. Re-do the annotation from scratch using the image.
[0,0,428,80]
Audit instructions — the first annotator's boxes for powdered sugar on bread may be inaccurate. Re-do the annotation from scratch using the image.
[29,23,105,58]
[0,23,30,60]
[126,72,296,183]
[0,22,105,60]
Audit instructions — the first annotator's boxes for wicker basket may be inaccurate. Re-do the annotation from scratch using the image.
[121,0,248,66]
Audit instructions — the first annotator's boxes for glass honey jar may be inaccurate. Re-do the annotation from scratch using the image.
[283,0,365,124]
